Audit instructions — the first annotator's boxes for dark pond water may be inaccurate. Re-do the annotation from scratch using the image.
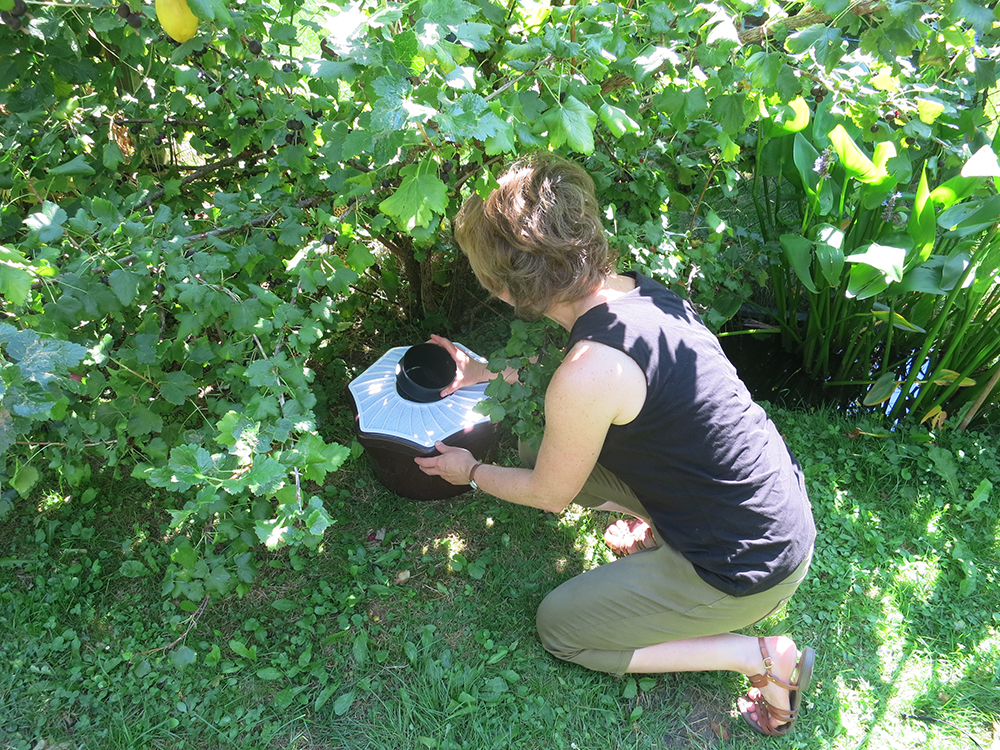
[718,332,860,412]
[719,331,999,431]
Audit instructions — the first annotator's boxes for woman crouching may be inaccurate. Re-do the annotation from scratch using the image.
[415,153,817,737]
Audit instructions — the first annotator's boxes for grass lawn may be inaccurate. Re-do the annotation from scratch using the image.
[2,405,998,750]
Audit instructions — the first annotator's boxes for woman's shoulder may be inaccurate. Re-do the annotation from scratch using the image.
[553,339,647,424]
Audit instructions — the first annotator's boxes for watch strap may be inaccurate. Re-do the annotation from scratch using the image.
[468,462,484,490]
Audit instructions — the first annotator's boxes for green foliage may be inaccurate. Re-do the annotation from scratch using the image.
[0,323,86,478]
[478,319,565,452]
[750,105,1000,427]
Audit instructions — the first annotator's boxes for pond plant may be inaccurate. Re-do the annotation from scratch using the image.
[750,107,1000,429]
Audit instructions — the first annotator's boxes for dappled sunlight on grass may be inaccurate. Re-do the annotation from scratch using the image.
[3,409,999,749]
[432,532,466,555]
[557,503,588,527]
[433,533,467,569]
[871,653,948,747]
[973,628,1000,663]
[876,595,907,678]
[925,511,945,536]
[556,505,615,569]
[834,671,880,744]
[36,491,71,513]
[890,556,940,603]
[571,533,609,570]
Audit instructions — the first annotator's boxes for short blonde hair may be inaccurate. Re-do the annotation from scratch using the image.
[453,153,614,319]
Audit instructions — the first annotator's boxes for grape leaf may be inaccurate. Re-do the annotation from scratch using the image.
[598,103,640,138]
[0,327,86,386]
[127,405,163,437]
[301,60,357,83]
[370,75,412,132]
[0,262,32,306]
[379,164,449,231]
[48,154,95,177]
[24,201,67,243]
[712,95,748,135]
[133,333,159,365]
[206,565,232,594]
[439,94,493,140]
[243,456,286,495]
[109,269,140,305]
[544,96,596,154]
[454,21,492,51]
[170,537,199,569]
[305,496,334,535]
[186,0,231,24]
[11,464,39,497]
[103,141,123,170]
[422,0,476,24]
[776,64,801,101]
[485,118,516,154]
[160,371,197,405]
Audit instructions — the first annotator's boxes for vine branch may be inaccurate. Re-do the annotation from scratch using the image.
[599,2,882,95]
[130,595,211,659]
[142,149,262,207]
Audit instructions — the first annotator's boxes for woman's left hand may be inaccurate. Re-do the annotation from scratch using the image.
[414,441,478,486]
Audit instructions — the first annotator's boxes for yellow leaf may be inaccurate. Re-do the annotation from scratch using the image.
[871,72,899,92]
[920,406,947,430]
[932,369,976,387]
[920,405,942,424]
[916,97,946,125]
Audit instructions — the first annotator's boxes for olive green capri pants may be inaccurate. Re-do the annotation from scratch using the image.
[534,461,812,676]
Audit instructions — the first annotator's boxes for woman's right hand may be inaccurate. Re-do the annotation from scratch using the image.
[428,334,490,397]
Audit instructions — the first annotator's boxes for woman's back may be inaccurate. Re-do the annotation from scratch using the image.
[568,271,816,596]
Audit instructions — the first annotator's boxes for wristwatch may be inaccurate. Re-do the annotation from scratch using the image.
[468,462,484,490]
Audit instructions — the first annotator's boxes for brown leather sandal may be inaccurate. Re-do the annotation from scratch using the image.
[739,636,815,737]
[603,519,657,557]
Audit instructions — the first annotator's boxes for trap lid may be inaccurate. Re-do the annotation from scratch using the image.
[348,344,492,450]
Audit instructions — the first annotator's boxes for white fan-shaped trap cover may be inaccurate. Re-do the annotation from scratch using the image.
[348,345,492,449]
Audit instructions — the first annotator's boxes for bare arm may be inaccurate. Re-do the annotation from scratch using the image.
[415,341,646,513]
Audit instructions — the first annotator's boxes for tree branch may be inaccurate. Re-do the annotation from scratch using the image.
[739,2,880,46]
[142,149,262,206]
[130,595,211,659]
[112,117,211,128]
[180,195,326,243]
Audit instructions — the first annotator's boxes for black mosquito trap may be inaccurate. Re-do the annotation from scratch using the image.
[348,343,500,500]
